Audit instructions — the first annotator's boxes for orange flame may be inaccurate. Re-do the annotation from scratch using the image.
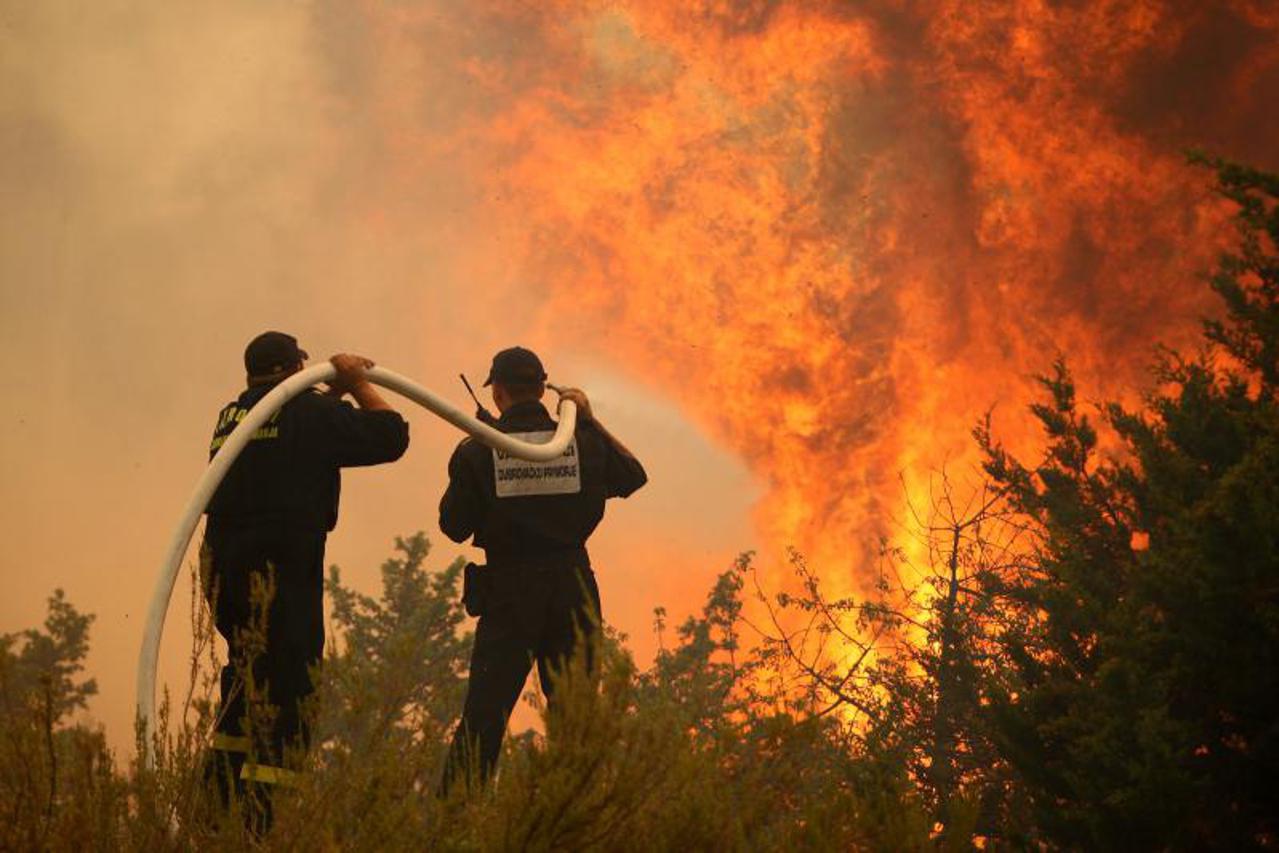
[364,1,1277,598]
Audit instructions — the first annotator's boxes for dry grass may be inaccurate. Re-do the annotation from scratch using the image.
[2,535,935,851]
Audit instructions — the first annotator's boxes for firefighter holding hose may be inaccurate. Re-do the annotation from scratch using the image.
[438,346,647,793]
[201,331,409,828]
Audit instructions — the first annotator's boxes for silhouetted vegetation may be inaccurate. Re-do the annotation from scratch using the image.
[2,157,1275,849]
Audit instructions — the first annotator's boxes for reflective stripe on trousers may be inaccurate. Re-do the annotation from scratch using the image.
[211,733,251,753]
[239,762,301,787]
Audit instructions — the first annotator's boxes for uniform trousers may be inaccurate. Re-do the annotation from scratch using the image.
[441,562,600,794]
[201,524,326,806]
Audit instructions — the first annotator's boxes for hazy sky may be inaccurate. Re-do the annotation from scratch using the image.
[0,3,758,753]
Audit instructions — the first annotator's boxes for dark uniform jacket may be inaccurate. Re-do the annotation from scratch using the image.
[439,400,646,568]
[206,385,410,536]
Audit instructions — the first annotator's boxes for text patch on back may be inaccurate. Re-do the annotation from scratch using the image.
[492,430,581,498]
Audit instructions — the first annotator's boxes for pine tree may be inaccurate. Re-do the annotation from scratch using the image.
[977,158,1279,848]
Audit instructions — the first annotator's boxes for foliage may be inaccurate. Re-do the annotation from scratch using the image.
[265,533,473,848]
[975,155,1279,848]
[0,590,121,850]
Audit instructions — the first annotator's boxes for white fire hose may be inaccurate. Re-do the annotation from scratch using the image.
[136,363,577,763]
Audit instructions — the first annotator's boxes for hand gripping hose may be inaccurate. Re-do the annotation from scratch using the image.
[136,363,577,762]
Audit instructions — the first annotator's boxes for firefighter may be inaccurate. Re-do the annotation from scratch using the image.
[201,331,409,827]
[438,346,647,793]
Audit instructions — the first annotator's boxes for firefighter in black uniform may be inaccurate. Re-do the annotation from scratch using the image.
[201,331,409,824]
[438,346,647,793]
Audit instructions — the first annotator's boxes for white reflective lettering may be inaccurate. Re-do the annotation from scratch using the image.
[493,430,581,497]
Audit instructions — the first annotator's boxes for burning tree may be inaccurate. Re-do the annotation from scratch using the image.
[746,156,1279,848]
[744,472,1035,844]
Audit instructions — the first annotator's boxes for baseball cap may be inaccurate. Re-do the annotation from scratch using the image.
[244,331,309,376]
[483,346,547,387]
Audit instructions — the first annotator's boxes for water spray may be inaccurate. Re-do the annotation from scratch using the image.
[136,362,576,764]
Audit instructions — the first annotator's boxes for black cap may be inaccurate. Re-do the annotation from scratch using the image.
[244,331,309,376]
[483,346,547,387]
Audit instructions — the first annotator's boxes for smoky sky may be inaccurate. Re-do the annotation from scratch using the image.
[0,2,756,752]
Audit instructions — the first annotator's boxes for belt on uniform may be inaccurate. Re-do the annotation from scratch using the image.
[486,548,590,572]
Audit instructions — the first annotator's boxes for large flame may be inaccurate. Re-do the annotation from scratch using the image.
[363,1,1277,597]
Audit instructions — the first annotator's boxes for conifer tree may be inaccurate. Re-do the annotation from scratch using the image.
[977,158,1279,848]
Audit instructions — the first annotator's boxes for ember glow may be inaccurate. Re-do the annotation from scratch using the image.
[359,2,1278,595]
